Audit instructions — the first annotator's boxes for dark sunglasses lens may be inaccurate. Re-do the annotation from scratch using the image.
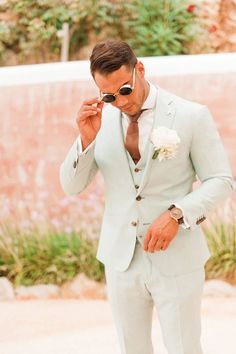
[102,94,116,103]
[119,87,132,96]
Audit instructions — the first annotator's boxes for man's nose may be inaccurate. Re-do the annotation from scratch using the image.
[113,94,129,108]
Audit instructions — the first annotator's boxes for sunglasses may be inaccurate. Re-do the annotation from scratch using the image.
[100,67,136,103]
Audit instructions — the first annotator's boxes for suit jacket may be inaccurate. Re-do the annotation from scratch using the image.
[60,86,233,276]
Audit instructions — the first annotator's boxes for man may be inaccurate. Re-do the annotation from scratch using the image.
[60,40,233,354]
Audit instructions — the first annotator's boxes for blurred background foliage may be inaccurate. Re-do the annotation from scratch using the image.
[0,226,105,285]
[0,196,235,285]
[203,203,236,285]
[0,194,105,285]
[124,0,200,56]
[0,0,207,66]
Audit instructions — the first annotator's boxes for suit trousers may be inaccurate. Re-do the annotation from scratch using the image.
[105,239,205,354]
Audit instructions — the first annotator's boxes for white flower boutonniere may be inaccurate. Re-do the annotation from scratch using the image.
[150,127,181,161]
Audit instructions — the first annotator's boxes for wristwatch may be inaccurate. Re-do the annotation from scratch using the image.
[168,205,184,225]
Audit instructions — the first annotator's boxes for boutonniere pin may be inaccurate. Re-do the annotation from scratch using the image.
[150,127,181,161]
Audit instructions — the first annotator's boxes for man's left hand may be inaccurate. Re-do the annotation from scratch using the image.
[143,211,179,252]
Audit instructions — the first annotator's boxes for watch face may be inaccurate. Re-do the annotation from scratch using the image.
[171,208,183,219]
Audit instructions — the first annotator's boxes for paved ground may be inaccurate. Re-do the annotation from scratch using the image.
[0,297,235,354]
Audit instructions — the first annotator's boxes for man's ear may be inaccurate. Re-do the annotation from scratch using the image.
[136,61,145,78]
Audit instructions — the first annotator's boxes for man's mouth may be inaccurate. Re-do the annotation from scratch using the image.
[122,105,132,112]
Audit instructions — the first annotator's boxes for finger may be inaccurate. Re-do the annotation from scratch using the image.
[143,230,152,251]
[83,97,101,105]
[160,240,169,251]
[97,100,105,110]
[80,110,99,119]
[77,106,97,120]
[81,105,102,118]
[154,237,166,251]
[147,236,159,253]
[78,108,103,122]
[147,227,162,252]
[82,105,101,113]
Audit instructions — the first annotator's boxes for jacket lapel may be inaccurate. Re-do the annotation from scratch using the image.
[138,87,176,194]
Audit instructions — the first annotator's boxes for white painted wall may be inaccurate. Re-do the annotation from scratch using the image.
[0,53,235,87]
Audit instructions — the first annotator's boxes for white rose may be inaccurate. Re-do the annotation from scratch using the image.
[150,127,181,161]
[150,127,180,147]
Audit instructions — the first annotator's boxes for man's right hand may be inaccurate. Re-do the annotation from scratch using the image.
[76,97,104,150]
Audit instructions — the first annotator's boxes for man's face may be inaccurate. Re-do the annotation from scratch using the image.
[94,61,147,117]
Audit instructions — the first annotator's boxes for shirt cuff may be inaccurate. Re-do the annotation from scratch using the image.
[174,203,190,229]
[77,136,95,155]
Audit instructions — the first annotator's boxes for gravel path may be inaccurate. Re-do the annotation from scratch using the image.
[0,297,235,354]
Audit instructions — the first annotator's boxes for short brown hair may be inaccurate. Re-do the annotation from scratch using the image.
[90,40,137,77]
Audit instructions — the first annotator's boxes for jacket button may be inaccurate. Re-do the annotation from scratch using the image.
[134,168,140,172]
[73,161,77,168]
[135,185,139,189]
[131,221,137,227]
[136,196,142,201]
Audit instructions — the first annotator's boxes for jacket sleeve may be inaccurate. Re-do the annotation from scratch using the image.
[59,136,98,195]
[176,106,233,230]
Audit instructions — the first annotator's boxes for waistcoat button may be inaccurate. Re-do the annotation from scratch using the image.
[136,196,142,201]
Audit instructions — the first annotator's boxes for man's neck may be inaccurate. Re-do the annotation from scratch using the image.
[128,108,148,122]
[127,80,150,121]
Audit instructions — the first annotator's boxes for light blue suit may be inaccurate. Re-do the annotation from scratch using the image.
[60,86,232,273]
[60,86,233,354]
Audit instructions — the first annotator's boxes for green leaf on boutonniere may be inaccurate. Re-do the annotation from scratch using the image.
[152,149,160,159]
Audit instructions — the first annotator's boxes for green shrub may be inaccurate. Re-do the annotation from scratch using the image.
[0,0,203,66]
[203,204,236,284]
[0,221,104,286]
[0,0,96,64]
[125,0,199,56]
